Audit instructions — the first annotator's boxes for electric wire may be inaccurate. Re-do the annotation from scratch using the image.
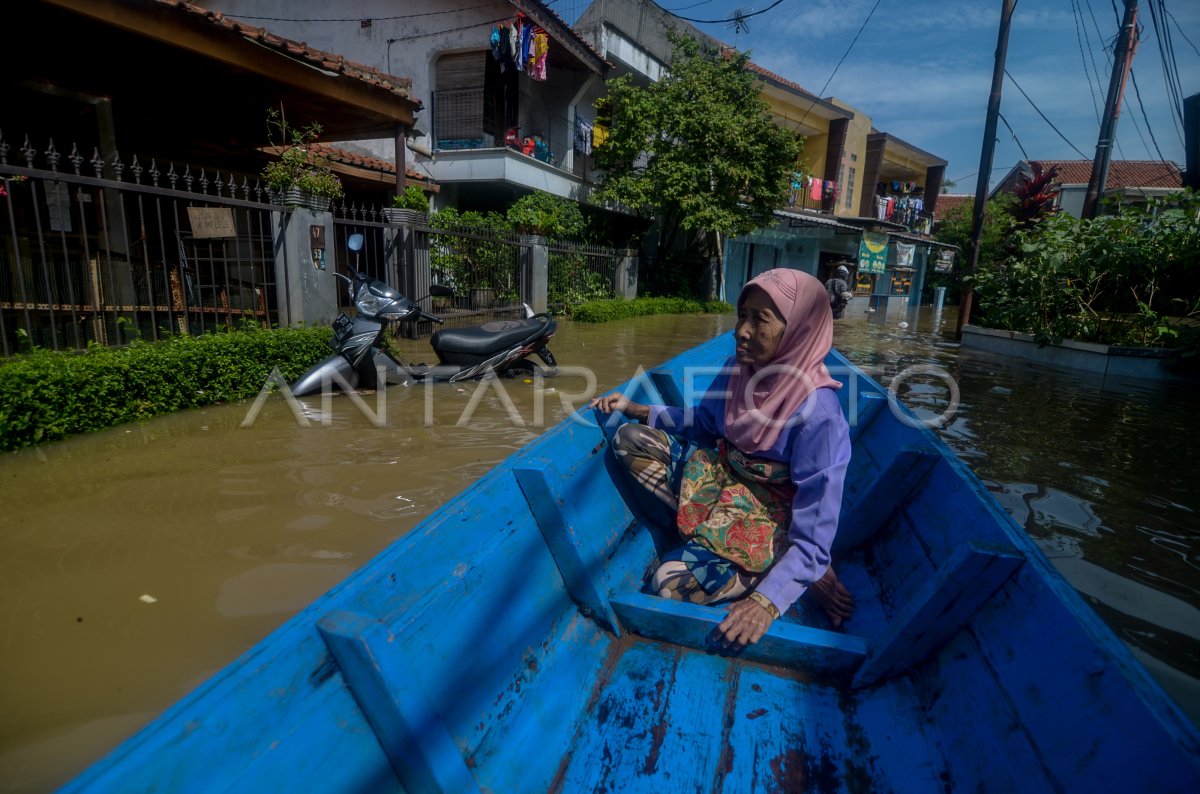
[1070,0,1103,124]
[1003,69,1090,159]
[997,112,1029,160]
[1165,5,1200,57]
[1129,69,1185,187]
[669,0,785,25]
[795,0,882,127]
[1142,0,1187,146]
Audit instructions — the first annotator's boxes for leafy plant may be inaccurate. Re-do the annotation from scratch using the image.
[971,191,1200,350]
[507,191,587,238]
[391,185,429,211]
[1012,162,1060,226]
[428,207,518,301]
[0,326,331,451]
[261,108,344,200]
[572,297,731,322]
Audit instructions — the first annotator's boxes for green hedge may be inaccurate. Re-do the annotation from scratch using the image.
[572,297,733,323]
[0,326,332,452]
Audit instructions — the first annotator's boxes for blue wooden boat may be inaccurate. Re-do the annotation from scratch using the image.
[64,333,1200,792]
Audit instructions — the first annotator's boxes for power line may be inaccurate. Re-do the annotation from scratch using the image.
[794,0,882,128]
[1165,6,1200,57]
[670,0,785,25]
[1003,69,1090,158]
[1070,0,1102,124]
[997,111,1029,159]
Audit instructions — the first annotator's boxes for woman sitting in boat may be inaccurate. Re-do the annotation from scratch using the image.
[590,268,854,650]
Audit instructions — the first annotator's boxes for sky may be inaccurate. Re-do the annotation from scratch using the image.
[563,0,1200,190]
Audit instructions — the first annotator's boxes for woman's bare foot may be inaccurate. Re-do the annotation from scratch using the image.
[809,566,855,629]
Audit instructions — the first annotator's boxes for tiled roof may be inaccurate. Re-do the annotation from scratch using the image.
[154,0,413,99]
[935,194,974,216]
[1032,159,1182,189]
[310,143,433,185]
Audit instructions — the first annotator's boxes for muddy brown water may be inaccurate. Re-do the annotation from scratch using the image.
[2,309,1197,792]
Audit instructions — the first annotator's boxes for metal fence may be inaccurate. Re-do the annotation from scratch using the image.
[0,132,281,356]
[547,239,621,310]
[333,206,626,327]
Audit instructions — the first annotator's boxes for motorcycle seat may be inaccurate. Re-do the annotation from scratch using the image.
[430,318,548,356]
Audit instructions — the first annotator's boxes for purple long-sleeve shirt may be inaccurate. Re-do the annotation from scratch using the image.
[646,383,851,616]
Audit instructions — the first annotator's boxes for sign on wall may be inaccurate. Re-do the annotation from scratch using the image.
[186,207,237,239]
[858,231,889,274]
[935,248,956,273]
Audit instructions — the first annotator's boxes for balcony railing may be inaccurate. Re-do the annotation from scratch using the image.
[432,87,570,169]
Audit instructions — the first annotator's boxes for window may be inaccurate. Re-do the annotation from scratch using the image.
[845,166,856,210]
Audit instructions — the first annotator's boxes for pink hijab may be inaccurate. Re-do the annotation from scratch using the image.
[723,268,841,454]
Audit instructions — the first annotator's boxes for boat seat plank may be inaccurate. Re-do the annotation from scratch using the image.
[610,591,867,675]
[316,610,481,794]
[852,542,1025,688]
[847,389,889,442]
[515,463,623,635]
[835,446,941,555]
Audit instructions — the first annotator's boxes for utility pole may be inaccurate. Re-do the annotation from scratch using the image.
[956,0,1016,339]
[1082,0,1139,220]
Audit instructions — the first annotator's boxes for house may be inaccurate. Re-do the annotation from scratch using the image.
[991,159,1184,218]
[574,0,953,311]
[3,0,425,351]
[199,0,612,213]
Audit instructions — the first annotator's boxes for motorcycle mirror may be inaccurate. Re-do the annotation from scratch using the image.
[347,233,364,253]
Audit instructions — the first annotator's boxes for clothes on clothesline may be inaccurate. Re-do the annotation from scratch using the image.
[490,16,549,80]
[574,115,592,155]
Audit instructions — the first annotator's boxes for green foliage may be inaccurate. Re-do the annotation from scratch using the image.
[593,31,803,262]
[507,191,587,238]
[391,185,430,211]
[547,253,611,308]
[428,207,518,300]
[971,192,1200,350]
[572,296,732,323]
[261,108,345,200]
[931,193,1018,294]
[0,326,331,452]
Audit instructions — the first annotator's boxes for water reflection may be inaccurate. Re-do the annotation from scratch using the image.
[2,306,1199,792]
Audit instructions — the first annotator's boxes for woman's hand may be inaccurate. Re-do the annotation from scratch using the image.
[714,597,774,650]
[587,392,650,422]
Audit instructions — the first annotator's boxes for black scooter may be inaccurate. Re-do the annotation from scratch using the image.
[291,234,557,396]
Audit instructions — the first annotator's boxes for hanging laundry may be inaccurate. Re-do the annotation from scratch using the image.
[592,122,608,149]
[509,23,519,70]
[895,242,915,270]
[810,177,824,202]
[574,116,592,155]
[530,29,549,81]
[519,20,533,73]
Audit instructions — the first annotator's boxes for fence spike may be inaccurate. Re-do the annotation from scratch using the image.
[111,151,125,181]
[45,139,60,171]
[149,158,160,187]
[68,143,83,174]
[167,162,178,189]
[131,155,143,184]
[183,165,194,191]
[90,147,104,178]
[241,176,251,200]
[21,135,37,167]
[199,168,209,194]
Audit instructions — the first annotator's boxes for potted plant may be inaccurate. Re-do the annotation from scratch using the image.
[383,185,429,225]
[261,108,344,211]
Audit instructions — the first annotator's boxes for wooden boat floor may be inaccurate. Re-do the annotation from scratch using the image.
[546,635,947,793]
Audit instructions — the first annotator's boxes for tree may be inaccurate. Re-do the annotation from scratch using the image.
[931,193,1018,297]
[592,31,802,294]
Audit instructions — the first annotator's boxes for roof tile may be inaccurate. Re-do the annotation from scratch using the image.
[1032,159,1182,190]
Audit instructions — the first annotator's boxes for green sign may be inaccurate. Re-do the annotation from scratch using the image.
[858,231,889,274]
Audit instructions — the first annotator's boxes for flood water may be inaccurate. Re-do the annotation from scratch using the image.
[1,308,1198,792]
